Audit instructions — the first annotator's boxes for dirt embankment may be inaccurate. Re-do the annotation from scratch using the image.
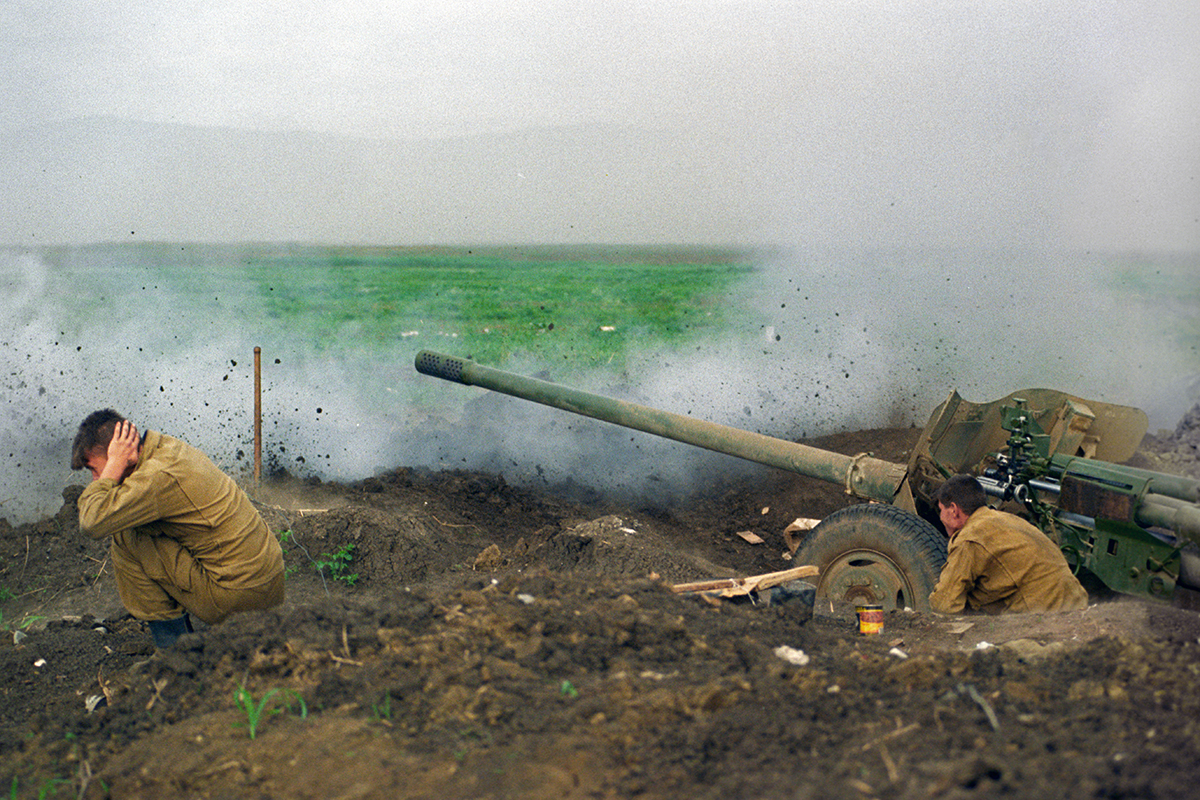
[1,410,1199,799]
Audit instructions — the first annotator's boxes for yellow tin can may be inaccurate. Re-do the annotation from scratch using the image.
[856,604,884,635]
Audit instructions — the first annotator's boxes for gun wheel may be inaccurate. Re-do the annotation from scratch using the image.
[794,503,947,612]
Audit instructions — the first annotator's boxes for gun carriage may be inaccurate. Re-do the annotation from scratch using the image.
[416,350,1200,611]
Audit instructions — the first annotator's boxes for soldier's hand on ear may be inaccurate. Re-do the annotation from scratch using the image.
[101,420,140,481]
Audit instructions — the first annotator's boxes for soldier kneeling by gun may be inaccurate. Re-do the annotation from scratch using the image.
[929,474,1088,614]
[71,410,285,648]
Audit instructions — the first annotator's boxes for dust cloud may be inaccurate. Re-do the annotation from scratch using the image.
[0,247,415,524]
[416,247,1197,510]
[2,245,1196,526]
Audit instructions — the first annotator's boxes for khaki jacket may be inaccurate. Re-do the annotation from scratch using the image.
[78,431,281,590]
[929,507,1088,614]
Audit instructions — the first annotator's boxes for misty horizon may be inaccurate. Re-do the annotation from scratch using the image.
[4,110,1197,252]
[4,3,1198,251]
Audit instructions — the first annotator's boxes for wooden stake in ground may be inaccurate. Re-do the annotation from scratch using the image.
[254,346,262,485]
[671,565,819,597]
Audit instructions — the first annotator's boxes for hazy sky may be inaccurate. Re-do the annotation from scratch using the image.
[3,0,1198,249]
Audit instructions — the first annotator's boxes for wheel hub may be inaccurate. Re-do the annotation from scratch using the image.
[819,548,919,611]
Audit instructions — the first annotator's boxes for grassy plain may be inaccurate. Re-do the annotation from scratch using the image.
[242,244,758,373]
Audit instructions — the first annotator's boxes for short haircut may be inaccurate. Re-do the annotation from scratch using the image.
[70,409,126,470]
[933,474,987,515]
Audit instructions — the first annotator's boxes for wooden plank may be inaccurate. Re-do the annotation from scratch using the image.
[671,565,819,596]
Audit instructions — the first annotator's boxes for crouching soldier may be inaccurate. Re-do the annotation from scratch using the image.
[71,409,284,648]
[929,474,1089,614]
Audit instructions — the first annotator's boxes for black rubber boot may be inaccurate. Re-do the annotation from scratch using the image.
[147,613,193,649]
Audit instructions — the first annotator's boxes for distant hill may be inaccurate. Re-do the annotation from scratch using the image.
[0,118,763,246]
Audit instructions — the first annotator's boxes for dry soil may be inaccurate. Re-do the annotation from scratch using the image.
[2,412,1199,799]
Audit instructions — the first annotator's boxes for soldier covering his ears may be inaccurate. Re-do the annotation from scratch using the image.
[71,409,285,647]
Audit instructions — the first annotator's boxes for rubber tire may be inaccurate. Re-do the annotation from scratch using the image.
[794,503,947,612]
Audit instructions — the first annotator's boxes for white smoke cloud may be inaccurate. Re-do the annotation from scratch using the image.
[2,244,1196,526]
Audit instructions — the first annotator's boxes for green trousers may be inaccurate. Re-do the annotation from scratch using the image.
[109,528,285,625]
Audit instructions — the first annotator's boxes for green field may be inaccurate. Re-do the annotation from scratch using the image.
[239,244,758,372]
[16,242,1197,415]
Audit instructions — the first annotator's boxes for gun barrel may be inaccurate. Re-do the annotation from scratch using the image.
[415,350,907,502]
[1138,495,1200,544]
[1049,455,1200,544]
[1051,456,1200,505]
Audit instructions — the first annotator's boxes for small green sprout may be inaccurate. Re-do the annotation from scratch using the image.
[316,543,360,587]
[233,684,308,739]
[371,691,393,721]
[277,530,298,578]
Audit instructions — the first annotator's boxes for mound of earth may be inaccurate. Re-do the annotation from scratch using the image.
[1134,399,1200,479]
[2,419,1200,799]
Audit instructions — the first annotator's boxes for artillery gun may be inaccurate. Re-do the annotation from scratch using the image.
[415,350,1200,611]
